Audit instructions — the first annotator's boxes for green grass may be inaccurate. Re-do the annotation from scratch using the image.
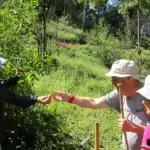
[32,39,150,150]
[32,46,123,150]
[33,42,150,149]
[47,18,85,43]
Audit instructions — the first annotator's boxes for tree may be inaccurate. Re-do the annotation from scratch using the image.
[118,0,150,50]
[119,0,150,14]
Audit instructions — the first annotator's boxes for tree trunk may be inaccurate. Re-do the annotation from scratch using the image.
[38,0,47,56]
[43,6,47,53]
[137,9,140,50]
[82,0,88,30]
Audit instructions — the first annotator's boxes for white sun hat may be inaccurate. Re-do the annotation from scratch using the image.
[137,75,150,99]
[106,59,140,79]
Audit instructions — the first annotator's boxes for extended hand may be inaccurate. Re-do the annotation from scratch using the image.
[52,91,69,102]
[36,95,52,104]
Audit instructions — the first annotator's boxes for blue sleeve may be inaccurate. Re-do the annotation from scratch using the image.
[103,90,120,112]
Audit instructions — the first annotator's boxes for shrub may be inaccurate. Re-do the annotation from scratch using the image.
[141,36,150,49]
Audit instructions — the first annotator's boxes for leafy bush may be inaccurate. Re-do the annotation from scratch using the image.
[141,36,150,49]
[83,45,123,69]
[0,1,67,149]
[3,105,66,150]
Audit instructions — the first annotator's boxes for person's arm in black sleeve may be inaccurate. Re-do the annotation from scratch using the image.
[0,75,19,88]
[0,86,36,108]
[8,94,37,108]
[0,69,21,87]
[7,93,51,108]
[0,86,51,108]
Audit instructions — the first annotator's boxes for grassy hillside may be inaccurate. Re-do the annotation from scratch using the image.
[33,45,122,150]
[32,17,150,150]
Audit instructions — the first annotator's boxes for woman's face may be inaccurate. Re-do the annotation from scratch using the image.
[142,99,150,117]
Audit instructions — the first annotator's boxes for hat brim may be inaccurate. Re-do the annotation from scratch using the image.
[106,72,139,79]
[137,86,150,99]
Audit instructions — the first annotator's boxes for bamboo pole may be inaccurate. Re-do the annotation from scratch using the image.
[95,122,100,150]
[118,83,129,150]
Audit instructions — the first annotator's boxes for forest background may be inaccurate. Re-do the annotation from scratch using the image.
[0,0,150,149]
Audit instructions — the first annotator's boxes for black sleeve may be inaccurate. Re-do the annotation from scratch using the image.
[0,76,19,88]
[0,85,37,108]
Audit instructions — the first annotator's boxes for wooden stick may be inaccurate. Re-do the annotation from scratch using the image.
[118,83,129,150]
[95,122,100,150]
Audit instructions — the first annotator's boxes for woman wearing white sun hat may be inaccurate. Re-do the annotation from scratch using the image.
[118,75,150,150]
[137,75,150,150]
[137,75,150,116]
